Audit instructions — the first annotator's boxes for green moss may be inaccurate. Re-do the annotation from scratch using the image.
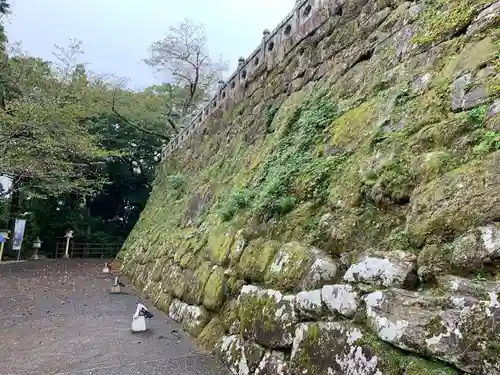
[330,97,380,149]
[156,292,173,313]
[203,266,227,311]
[206,226,235,266]
[264,241,312,292]
[184,261,214,305]
[407,151,500,247]
[237,239,280,282]
[163,264,187,298]
[357,332,459,375]
[196,317,227,352]
[441,36,499,80]
[220,299,240,333]
[411,0,491,47]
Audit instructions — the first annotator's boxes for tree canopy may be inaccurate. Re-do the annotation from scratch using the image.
[0,5,226,257]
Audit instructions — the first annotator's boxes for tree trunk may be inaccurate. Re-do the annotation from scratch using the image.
[4,186,20,257]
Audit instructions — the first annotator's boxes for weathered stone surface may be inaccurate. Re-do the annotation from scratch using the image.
[203,266,227,310]
[156,291,173,313]
[290,321,458,375]
[183,261,214,305]
[299,247,340,290]
[466,1,500,36]
[364,288,500,374]
[407,152,500,247]
[162,263,186,298]
[486,99,500,131]
[437,274,500,300]
[254,351,288,375]
[264,241,312,291]
[418,223,500,279]
[206,227,234,266]
[295,289,323,319]
[321,284,360,318]
[451,74,482,111]
[343,251,417,288]
[237,239,280,282]
[237,285,298,348]
[196,317,227,352]
[451,223,500,267]
[168,299,210,337]
[215,335,265,375]
[229,229,247,265]
[150,259,164,282]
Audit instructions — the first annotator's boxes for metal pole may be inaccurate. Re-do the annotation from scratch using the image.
[0,242,4,262]
[64,237,70,259]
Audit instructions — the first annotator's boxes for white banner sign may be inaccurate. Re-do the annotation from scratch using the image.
[12,219,27,251]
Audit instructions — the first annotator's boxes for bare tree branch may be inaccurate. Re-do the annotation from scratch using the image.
[143,18,228,120]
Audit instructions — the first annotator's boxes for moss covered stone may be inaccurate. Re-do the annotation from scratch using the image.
[364,288,500,374]
[411,0,493,47]
[196,317,227,352]
[168,299,211,337]
[215,335,265,375]
[156,291,173,313]
[162,263,187,299]
[290,321,459,375]
[407,151,500,247]
[183,261,215,305]
[225,276,246,299]
[220,299,240,335]
[206,226,236,266]
[150,259,164,282]
[203,266,227,311]
[263,241,312,292]
[237,239,280,282]
[237,285,298,348]
[228,229,247,266]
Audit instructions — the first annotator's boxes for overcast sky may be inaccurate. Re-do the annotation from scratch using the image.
[5,0,292,91]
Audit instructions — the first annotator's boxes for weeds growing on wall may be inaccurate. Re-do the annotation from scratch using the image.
[166,173,187,200]
[218,91,339,221]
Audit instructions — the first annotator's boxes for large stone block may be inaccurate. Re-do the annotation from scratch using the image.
[290,321,460,375]
[407,152,500,247]
[206,226,235,266]
[237,239,280,282]
[295,289,324,319]
[162,263,186,298]
[264,242,340,292]
[321,284,360,318]
[418,223,500,280]
[168,299,210,337]
[343,251,417,288]
[254,351,288,375]
[215,335,265,375]
[197,317,227,352]
[203,266,227,311]
[183,261,215,305]
[364,288,500,374]
[264,241,312,291]
[237,285,298,349]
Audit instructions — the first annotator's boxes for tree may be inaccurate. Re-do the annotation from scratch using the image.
[144,18,228,124]
[0,52,113,199]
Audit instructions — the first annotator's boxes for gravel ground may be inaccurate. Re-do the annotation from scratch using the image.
[0,259,228,375]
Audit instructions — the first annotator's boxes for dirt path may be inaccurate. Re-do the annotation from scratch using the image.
[0,259,228,375]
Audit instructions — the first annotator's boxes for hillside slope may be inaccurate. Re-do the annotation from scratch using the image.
[118,0,500,374]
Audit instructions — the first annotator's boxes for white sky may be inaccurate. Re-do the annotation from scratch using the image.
[5,0,293,90]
